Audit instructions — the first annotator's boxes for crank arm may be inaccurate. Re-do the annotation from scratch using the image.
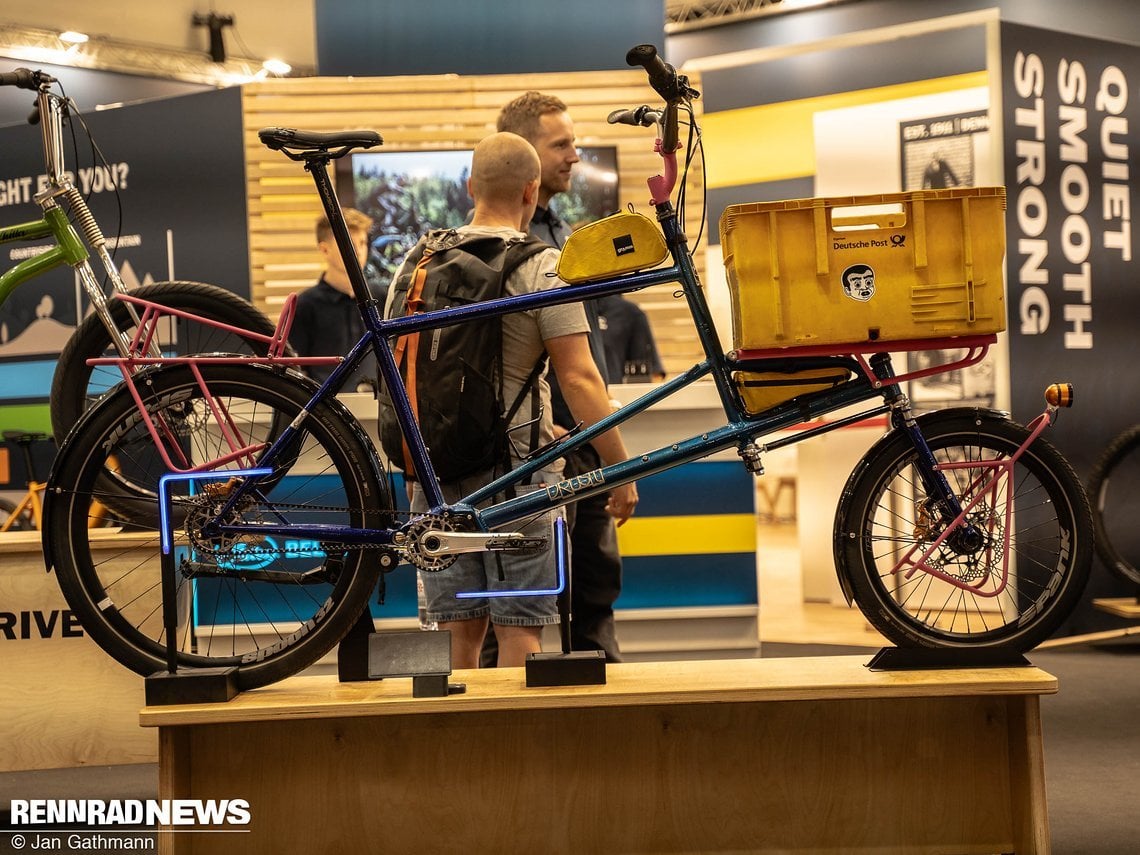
[418,531,548,557]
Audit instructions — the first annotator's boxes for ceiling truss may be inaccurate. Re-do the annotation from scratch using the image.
[0,22,312,87]
[665,0,860,32]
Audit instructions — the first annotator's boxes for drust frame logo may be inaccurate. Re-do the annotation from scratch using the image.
[202,537,327,571]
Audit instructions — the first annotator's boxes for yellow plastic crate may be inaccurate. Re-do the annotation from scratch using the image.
[719,187,1007,351]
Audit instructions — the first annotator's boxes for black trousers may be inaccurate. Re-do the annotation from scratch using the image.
[560,443,623,660]
[479,443,624,665]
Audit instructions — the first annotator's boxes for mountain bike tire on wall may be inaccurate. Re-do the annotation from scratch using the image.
[834,409,1092,651]
[44,361,391,690]
[1087,424,1140,588]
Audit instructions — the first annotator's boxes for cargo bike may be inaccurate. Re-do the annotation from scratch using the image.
[42,46,1092,690]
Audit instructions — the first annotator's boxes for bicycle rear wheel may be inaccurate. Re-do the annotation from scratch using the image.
[45,362,391,690]
[1088,424,1140,587]
[834,409,1092,651]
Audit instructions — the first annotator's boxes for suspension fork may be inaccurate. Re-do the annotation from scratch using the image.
[39,184,151,360]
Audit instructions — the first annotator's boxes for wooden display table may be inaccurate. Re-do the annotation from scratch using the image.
[140,655,1055,854]
[1093,597,1140,619]
[0,530,156,771]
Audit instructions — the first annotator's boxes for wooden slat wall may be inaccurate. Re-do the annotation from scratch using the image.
[240,69,705,376]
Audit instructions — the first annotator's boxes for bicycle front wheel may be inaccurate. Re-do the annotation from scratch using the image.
[45,362,391,690]
[834,409,1092,651]
[1088,424,1140,587]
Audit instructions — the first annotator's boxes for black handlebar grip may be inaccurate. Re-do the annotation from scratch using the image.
[626,45,677,99]
[0,68,38,90]
[607,106,662,127]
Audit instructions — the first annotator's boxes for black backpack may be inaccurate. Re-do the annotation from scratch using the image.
[378,228,549,482]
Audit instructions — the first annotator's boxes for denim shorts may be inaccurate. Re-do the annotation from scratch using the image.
[410,470,563,627]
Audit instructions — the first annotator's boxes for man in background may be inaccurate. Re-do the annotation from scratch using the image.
[597,294,666,384]
[289,208,378,393]
[497,91,625,661]
[394,132,636,667]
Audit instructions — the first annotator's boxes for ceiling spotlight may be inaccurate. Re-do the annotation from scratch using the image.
[261,58,291,76]
[59,31,89,44]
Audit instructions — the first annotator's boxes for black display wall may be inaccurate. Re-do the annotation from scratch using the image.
[313,0,664,75]
[1001,22,1140,634]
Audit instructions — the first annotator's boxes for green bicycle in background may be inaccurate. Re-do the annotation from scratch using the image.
[0,67,277,448]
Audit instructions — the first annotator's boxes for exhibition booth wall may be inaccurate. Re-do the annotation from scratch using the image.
[0,58,771,681]
[0,7,1138,746]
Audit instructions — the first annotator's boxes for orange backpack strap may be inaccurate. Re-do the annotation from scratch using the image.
[393,250,434,476]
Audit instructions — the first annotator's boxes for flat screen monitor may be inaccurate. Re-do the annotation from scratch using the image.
[337,146,619,283]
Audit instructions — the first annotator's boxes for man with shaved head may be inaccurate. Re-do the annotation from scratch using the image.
[389,132,637,668]
[498,91,626,664]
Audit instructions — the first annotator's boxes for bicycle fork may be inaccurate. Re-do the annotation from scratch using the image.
[881,363,1074,596]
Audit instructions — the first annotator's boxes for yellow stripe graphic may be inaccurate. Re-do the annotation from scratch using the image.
[703,71,989,188]
[616,514,757,557]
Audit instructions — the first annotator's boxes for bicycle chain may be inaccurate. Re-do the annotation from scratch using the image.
[180,496,459,572]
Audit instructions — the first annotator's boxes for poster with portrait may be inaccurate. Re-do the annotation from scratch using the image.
[899,110,989,191]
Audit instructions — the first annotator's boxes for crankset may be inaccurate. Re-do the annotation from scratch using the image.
[395,515,547,572]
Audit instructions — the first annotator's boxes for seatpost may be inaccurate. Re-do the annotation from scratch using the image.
[19,438,38,487]
[305,157,375,307]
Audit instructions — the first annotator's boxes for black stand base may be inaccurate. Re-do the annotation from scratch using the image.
[367,630,452,680]
[411,674,467,697]
[337,608,377,682]
[525,650,607,687]
[145,666,239,706]
[867,646,1031,671]
[337,609,463,696]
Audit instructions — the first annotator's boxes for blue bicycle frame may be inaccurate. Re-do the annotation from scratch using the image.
[201,151,911,551]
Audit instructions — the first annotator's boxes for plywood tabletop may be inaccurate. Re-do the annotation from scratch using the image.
[140,654,1057,728]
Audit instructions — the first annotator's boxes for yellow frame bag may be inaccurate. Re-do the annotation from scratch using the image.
[556,211,669,283]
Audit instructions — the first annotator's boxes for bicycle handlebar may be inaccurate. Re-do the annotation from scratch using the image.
[607,105,663,128]
[0,67,52,90]
[624,44,700,160]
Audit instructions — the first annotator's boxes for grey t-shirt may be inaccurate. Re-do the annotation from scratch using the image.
[386,224,588,470]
